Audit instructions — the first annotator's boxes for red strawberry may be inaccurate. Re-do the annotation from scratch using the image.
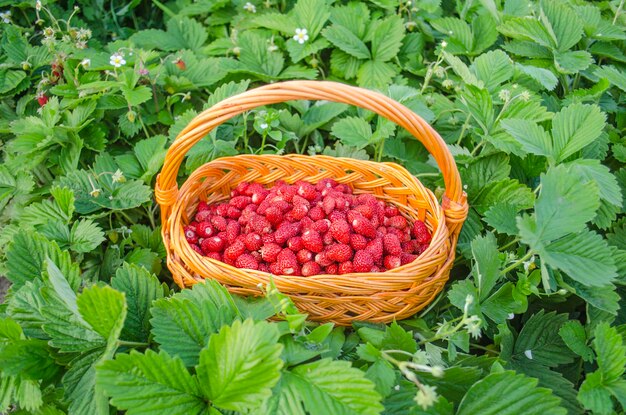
[258,263,271,273]
[256,199,271,215]
[201,236,225,253]
[184,226,198,244]
[401,240,418,254]
[190,244,203,255]
[249,215,272,234]
[417,243,429,255]
[196,222,214,238]
[322,196,336,215]
[326,264,339,274]
[316,178,337,191]
[297,181,317,200]
[383,234,402,256]
[330,219,351,244]
[385,206,399,217]
[261,243,282,263]
[233,181,250,196]
[275,222,301,245]
[353,250,374,272]
[349,212,377,238]
[371,265,381,273]
[302,261,321,276]
[335,184,352,194]
[290,204,309,220]
[174,58,186,70]
[37,94,49,107]
[250,188,269,204]
[400,253,418,265]
[211,216,228,231]
[262,234,276,244]
[384,255,401,269]
[326,244,353,262]
[356,194,377,205]
[197,201,210,212]
[226,206,241,219]
[315,251,333,267]
[354,204,375,219]
[300,217,314,230]
[287,236,304,252]
[226,221,240,244]
[195,210,211,222]
[275,249,299,275]
[224,240,246,262]
[328,210,347,222]
[412,220,431,244]
[206,252,222,261]
[297,249,313,264]
[322,231,334,246]
[338,261,353,274]
[216,204,229,217]
[386,215,408,229]
[244,233,263,251]
[236,253,259,270]
[230,195,252,210]
[302,229,323,253]
[308,206,325,221]
[313,219,331,234]
[350,234,368,251]
[265,206,283,225]
[251,251,262,262]
[366,237,384,262]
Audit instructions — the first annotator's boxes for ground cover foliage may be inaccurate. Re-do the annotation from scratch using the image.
[0,0,626,413]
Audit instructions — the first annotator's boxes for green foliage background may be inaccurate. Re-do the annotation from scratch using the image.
[0,0,625,413]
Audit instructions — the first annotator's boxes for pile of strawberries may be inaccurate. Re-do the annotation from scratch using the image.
[184,179,432,276]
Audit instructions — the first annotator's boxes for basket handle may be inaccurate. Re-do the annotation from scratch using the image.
[157,81,468,231]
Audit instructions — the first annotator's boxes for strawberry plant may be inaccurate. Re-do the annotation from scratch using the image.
[0,0,625,414]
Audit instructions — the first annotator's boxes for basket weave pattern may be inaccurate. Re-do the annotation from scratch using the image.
[156,81,468,325]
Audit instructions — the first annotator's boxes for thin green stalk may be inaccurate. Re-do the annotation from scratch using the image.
[500,251,534,276]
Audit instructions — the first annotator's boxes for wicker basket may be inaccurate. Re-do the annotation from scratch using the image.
[156,80,468,325]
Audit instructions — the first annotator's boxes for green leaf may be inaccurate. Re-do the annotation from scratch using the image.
[498,17,555,49]
[517,64,559,90]
[554,50,592,74]
[443,52,483,88]
[578,371,613,414]
[122,85,152,107]
[593,322,626,382]
[540,0,583,52]
[558,320,593,361]
[484,202,522,236]
[97,349,207,415]
[381,321,417,359]
[471,50,514,90]
[365,360,395,398]
[566,159,622,208]
[432,18,474,53]
[293,0,330,38]
[285,358,384,415]
[500,119,552,158]
[471,233,501,300]
[512,311,574,367]
[356,60,396,89]
[131,17,207,51]
[322,25,370,59]
[472,178,534,214]
[197,319,283,412]
[551,103,606,162]
[595,65,626,92]
[111,263,165,343]
[150,280,239,366]
[370,15,404,62]
[457,371,566,415]
[62,349,109,415]
[542,230,616,287]
[69,219,105,253]
[77,285,127,353]
[331,117,373,149]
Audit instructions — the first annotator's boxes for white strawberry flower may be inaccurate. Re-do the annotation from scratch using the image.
[0,10,11,23]
[109,52,126,68]
[293,28,309,44]
[243,2,256,13]
[36,0,42,11]
[80,58,91,68]
[414,385,438,410]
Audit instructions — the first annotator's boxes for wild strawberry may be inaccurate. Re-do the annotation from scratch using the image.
[300,217,314,230]
[196,222,214,238]
[174,58,186,70]
[302,229,323,253]
[353,250,374,272]
[385,205,399,217]
[371,265,381,273]
[272,199,291,212]
[224,240,246,262]
[190,244,203,255]
[287,236,304,252]
[239,206,257,225]
[260,242,281,263]
[230,195,252,210]
[322,196,336,215]
[226,206,241,219]
[366,237,384,262]
[308,206,325,221]
[412,220,431,244]
[313,219,331,234]
[401,240,418,254]
[256,199,271,215]
[37,94,49,107]
[262,234,276,244]
[326,244,353,262]
[316,178,337,192]
[197,201,210,212]
[384,255,401,270]
[330,219,351,244]
[335,184,352,194]
[206,252,222,261]
[275,249,299,275]
[244,233,263,251]
[249,215,272,234]
[258,263,271,273]
[338,261,353,274]
[386,215,408,229]
[251,188,269,205]
[275,222,301,245]
[225,221,240,244]
[195,210,211,222]
[302,261,321,276]
[216,204,229,217]
[350,234,368,251]
[251,251,262,261]
[184,226,198,244]
[297,249,313,264]
[354,204,375,219]
[290,203,309,220]
[211,216,228,231]
[417,243,429,255]
[322,231,333,246]
[328,210,347,222]
[265,206,283,225]
[236,253,259,270]
[400,253,418,265]
[383,234,402,256]
[233,181,250,196]
[201,236,225,253]
[326,264,339,274]
[333,196,350,212]
[349,212,377,238]
[315,251,333,267]
[297,181,317,200]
